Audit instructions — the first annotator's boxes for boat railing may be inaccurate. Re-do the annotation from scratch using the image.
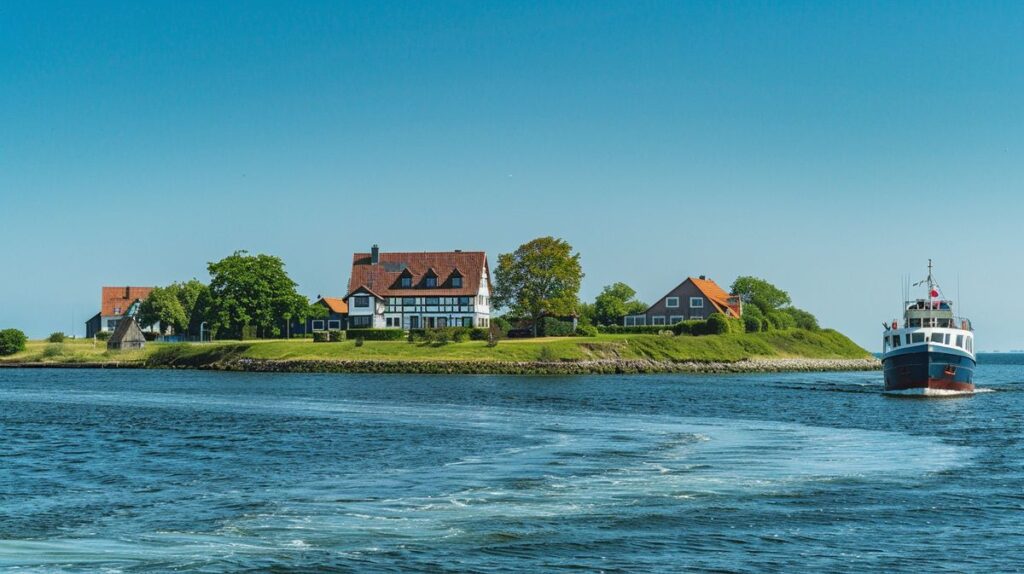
[894,316,972,330]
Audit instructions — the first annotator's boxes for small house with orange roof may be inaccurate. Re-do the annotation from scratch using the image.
[343,244,492,330]
[624,275,742,327]
[85,286,159,338]
[290,296,349,335]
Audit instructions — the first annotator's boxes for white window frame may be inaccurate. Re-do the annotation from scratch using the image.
[328,320,341,330]
[353,296,370,308]
[312,320,325,332]
[652,316,666,326]
[689,297,704,308]
[666,297,680,308]
[669,315,684,324]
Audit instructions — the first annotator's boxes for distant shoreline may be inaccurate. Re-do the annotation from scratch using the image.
[0,357,881,375]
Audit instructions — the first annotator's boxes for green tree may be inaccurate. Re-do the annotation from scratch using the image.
[206,251,309,339]
[730,276,792,314]
[492,237,584,337]
[138,279,211,335]
[592,282,647,325]
[0,329,27,356]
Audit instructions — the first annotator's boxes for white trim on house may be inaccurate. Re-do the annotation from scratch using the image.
[690,297,704,308]
[328,320,341,330]
[669,315,685,324]
[652,316,666,326]
[666,297,680,308]
[312,320,325,332]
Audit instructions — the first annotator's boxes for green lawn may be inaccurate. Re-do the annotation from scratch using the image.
[0,329,870,368]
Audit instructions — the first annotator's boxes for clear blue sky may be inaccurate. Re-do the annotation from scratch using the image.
[2,1,1022,350]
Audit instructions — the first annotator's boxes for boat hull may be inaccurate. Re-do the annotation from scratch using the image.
[882,346,975,395]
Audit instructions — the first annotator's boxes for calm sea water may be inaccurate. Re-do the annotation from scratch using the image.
[1,355,1023,572]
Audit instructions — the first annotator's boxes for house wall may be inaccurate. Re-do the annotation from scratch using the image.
[625,280,715,326]
[99,315,160,334]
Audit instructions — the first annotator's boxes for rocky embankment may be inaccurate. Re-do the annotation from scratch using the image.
[207,357,881,375]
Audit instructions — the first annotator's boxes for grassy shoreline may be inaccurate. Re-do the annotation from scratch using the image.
[0,330,878,374]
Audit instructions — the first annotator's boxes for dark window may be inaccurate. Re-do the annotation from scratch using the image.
[956,334,964,348]
[459,296,471,306]
[425,277,437,288]
[911,333,925,344]
[452,277,463,288]
[931,332,945,343]
[402,297,416,306]
[353,296,370,308]
[400,276,412,288]
[462,317,473,327]
[350,316,371,328]
[425,297,439,305]
[891,335,900,347]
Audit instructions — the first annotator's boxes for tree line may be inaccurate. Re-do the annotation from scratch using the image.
[136,238,819,340]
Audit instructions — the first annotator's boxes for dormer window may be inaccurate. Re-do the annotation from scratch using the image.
[452,276,462,288]
[424,269,438,288]
[400,276,412,288]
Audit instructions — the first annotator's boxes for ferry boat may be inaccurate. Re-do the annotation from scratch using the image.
[882,260,975,395]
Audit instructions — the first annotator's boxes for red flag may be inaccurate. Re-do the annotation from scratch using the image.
[930,289,939,298]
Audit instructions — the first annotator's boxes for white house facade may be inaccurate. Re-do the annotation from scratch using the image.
[343,246,492,330]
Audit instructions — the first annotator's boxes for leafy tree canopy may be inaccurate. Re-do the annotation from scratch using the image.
[492,237,584,336]
[730,276,792,314]
[206,251,309,339]
[593,282,647,326]
[138,279,211,335]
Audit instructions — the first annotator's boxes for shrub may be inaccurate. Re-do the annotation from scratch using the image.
[486,335,499,348]
[743,315,763,333]
[783,307,820,331]
[240,325,258,341]
[96,331,112,341]
[47,332,66,343]
[705,314,730,335]
[346,329,405,341]
[575,324,598,337]
[0,329,28,356]
[541,317,575,337]
[491,316,512,336]
[600,325,672,335]
[143,331,160,341]
[672,320,707,336]
[469,328,489,341]
[354,337,365,347]
[313,331,330,343]
[328,330,345,342]
[766,311,797,330]
[42,343,65,358]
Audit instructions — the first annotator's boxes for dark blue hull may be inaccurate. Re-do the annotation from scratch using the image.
[882,346,975,393]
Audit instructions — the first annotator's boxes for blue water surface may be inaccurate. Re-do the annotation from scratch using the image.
[1,355,1023,572]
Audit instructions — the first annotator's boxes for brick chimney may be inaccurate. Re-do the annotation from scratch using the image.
[371,244,380,265]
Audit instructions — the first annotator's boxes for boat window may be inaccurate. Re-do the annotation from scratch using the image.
[911,333,925,344]
[956,334,964,348]
[891,335,901,348]
[945,334,951,344]
[931,333,945,344]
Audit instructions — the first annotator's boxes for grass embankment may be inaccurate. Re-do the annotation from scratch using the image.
[149,329,868,367]
[0,329,872,372]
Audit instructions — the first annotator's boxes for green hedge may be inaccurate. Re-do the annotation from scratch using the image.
[575,325,598,337]
[313,331,330,342]
[346,328,405,341]
[542,317,575,337]
[47,332,66,343]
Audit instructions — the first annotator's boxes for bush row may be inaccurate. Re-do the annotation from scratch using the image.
[597,315,747,336]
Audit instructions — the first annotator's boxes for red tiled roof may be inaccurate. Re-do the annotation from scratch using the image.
[345,251,489,299]
[101,286,154,316]
[319,297,348,314]
[689,277,741,317]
